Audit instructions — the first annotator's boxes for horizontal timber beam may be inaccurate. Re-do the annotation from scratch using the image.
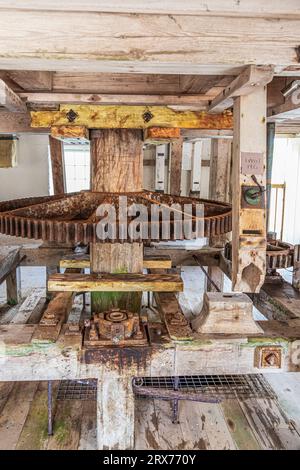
[209,65,274,113]
[48,273,183,292]
[0,79,26,112]
[0,10,299,74]
[60,255,172,270]
[0,111,46,133]
[21,92,210,108]
[0,1,299,18]
[31,106,233,130]
[269,87,300,120]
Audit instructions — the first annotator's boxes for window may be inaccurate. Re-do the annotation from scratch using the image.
[64,144,90,193]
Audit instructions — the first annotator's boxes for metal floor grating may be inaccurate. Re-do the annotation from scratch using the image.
[132,374,276,400]
[57,379,97,401]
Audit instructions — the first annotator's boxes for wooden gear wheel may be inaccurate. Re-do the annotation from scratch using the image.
[0,190,232,244]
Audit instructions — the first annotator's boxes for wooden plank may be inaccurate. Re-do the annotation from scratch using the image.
[0,136,17,168]
[47,399,84,450]
[31,106,233,130]
[144,127,180,142]
[209,65,274,113]
[10,288,45,324]
[220,400,261,450]
[48,273,183,293]
[49,136,65,195]
[0,79,26,112]
[0,1,299,17]
[0,111,45,133]
[60,254,172,270]
[78,401,97,450]
[0,11,299,74]
[0,382,14,415]
[154,400,187,449]
[6,267,21,306]
[253,281,300,320]
[239,397,300,450]
[0,381,38,450]
[8,71,52,91]
[32,292,74,342]
[135,398,161,450]
[232,86,267,293]
[178,400,210,449]
[97,375,135,450]
[51,125,89,144]
[16,381,53,450]
[269,87,300,120]
[169,137,183,196]
[154,291,193,341]
[0,246,20,285]
[22,92,210,108]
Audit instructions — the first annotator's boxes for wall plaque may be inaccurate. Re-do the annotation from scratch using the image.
[241,152,264,175]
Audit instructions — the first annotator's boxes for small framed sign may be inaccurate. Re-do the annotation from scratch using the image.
[241,152,264,175]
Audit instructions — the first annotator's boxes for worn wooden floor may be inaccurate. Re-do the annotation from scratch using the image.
[0,377,300,450]
[1,241,300,450]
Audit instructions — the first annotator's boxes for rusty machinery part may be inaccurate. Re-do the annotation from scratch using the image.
[0,191,232,244]
[224,239,294,270]
[84,308,148,347]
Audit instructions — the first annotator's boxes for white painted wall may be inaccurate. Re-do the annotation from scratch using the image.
[0,134,49,201]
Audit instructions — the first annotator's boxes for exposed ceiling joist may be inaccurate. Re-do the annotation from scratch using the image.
[0,1,299,18]
[0,78,26,112]
[0,11,299,74]
[20,92,211,109]
[269,88,300,120]
[8,71,52,91]
[208,65,274,113]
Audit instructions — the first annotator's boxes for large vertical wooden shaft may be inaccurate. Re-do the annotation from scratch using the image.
[232,87,267,293]
[90,129,144,312]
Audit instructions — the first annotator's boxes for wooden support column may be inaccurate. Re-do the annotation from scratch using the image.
[97,374,135,450]
[293,245,300,291]
[49,136,65,195]
[169,137,183,196]
[90,129,143,313]
[6,267,21,305]
[207,138,232,290]
[232,87,267,293]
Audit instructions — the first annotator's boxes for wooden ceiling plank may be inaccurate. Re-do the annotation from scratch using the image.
[0,1,299,18]
[8,71,52,91]
[0,12,299,73]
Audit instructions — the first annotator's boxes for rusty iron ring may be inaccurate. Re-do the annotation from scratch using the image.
[0,190,232,244]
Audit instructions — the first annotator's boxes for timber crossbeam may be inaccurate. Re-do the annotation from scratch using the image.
[48,273,183,293]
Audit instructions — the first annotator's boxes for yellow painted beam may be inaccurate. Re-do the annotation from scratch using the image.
[31,105,233,130]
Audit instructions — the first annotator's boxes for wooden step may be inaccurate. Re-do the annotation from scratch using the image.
[48,273,183,293]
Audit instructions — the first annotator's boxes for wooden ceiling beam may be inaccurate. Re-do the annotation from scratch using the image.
[209,65,274,113]
[8,71,52,91]
[0,11,299,74]
[0,78,26,112]
[269,84,300,120]
[20,92,211,109]
[0,111,45,133]
[31,105,233,130]
[0,1,299,18]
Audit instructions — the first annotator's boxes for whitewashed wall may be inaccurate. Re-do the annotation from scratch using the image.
[0,134,49,201]
[271,137,300,244]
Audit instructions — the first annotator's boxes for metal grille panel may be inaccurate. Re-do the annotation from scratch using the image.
[57,379,97,400]
[132,374,276,400]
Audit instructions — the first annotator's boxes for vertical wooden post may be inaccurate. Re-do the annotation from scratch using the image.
[90,129,143,312]
[90,129,143,450]
[169,137,183,196]
[6,266,21,305]
[232,87,267,293]
[49,136,65,195]
[97,373,135,450]
[207,138,232,290]
[293,245,300,291]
